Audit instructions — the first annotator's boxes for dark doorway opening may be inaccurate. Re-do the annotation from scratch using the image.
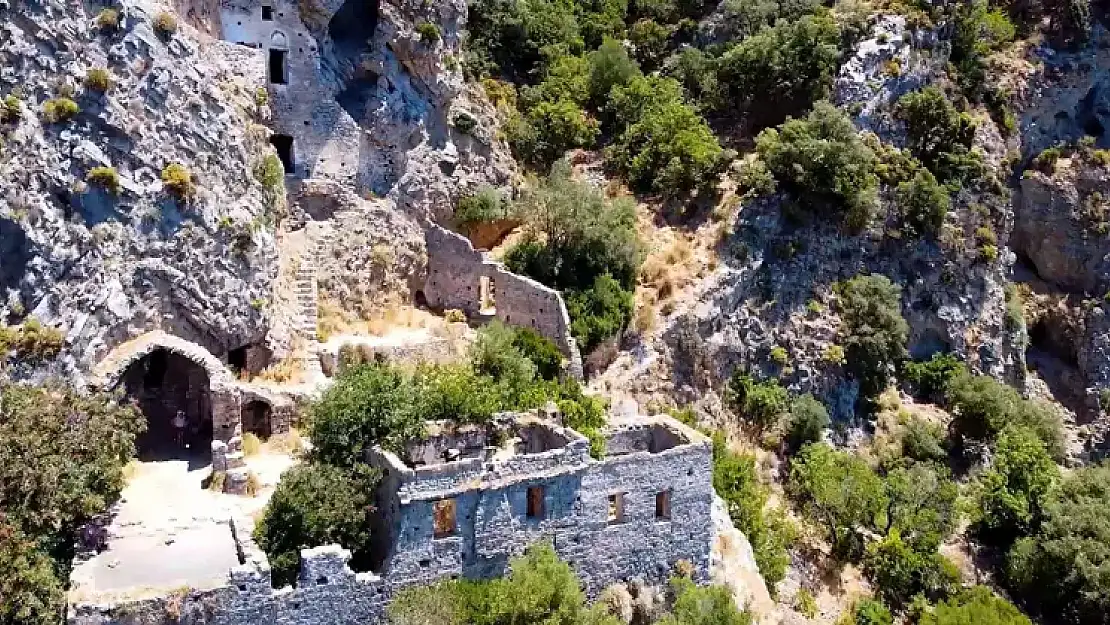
[268,49,288,84]
[270,134,295,174]
[261,3,273,20]
[228,346,248,375]
[242,400,273,439]
[122,349,213,467]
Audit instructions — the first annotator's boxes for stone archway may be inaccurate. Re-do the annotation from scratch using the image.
[122,348,214,462]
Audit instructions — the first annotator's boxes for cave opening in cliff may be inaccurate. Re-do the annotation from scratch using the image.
[328,0,379,56]
[328,0,381,121]
[122,348,213,464]
[0,216,30,293]
[270,134,295,174]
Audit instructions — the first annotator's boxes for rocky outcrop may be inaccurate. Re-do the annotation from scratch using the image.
[0,0,279,379]
[1014,165,1110,294]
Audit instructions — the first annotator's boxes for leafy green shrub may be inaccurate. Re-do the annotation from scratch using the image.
[902,352,967,403]
[660,575,754,625]
[0,382,142,623]
[787,394,829,452]
[160,163,194,199]
[86,166,121,194]
[713,434,794,587]
[587,37,640,106]
[84,67,112,92]
[835,274,909,403]
[628,19,670,71]
[863,529,960,608]
[452,112,478,133]
[42,97,80,123]
[975,425,1059,547]
[950,1,1016,100]
[254,463,378,587]
[605,75,725,197]
[308,363,424,465]
[509,326,564,380]
[507,99,599,167]
[713,14,841,128]
[756,102,879,229]
[416,21,441,43]
[95,8,120,32]
[789,443,886,558]
[895,87,983,184]
[900,416,947,463]
[153,11,177,38]
[1005,463,1110,625]
[896,169,950,238]
[411,364,502,424]
[464,0,585,81]
[567,274,634,352]
[0,318,66,363]
[455,186,509,229]
[718,0,822,41]
[1031,146,1062,174]
[946,373,1064,459]
[770,346,789,366]
[918,586,1031,625]
[794,588,818,619]
[727,373,789,430]
[1,95,20,123]
[851,599,893,625]
[254,154,283,191]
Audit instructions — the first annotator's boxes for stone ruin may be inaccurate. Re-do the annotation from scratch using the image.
[68,412,715,624]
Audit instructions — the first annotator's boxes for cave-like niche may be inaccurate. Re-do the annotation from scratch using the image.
[122,348,213,464]
[328,0,381,120]
[0,216,30,292]
[241,400,273,439]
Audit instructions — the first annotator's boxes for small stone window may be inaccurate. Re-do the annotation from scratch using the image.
[607,493,625,525]
[433,499,457,538]
[527,486,545,519]
[261,3,273,20]
[655,490,671,520]
[270,134,295,174]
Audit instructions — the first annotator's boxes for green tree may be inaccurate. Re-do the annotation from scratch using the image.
[714,14,841,128]
[509,99,599,167]
[900,416,948,463]
[411,364,502,424]
[628,19,670,71]
[254,463,379,587]
[471,321,540,401]
[1005,463,1110,625]
[587,37,641,105]
[896,169,950,239]
[863,529,960,608]
[658,576,753,625]
[567,274,635,351]
[510,326,565,380]
[0,520,65,625]
[789,443,887,558]
[895,87,984,184]
[727,373,789,431]
[455,186,510,231]
[835,274,909,402]
[883,463,960,552]
[756,102,879,228]
[786,394,829,452]
[307,363,424,464]
[918,586,1032,625]
[946,373,1064,460]
[606,75,725,197]
[902,352,967,404]
[852,599,893,625]
[712,434,793,587]
[976,426,1059,547]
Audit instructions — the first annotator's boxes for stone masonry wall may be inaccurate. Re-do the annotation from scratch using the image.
[423,224,583,374]
[69,417,715,625]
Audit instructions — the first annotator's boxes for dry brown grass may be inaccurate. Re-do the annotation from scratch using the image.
[255,356,302,384]
[241,432,262,456]
[264,428,306,456]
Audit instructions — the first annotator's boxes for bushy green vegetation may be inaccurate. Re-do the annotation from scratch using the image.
[389,543,751,625]
[918,586,1031,625]
[153,10,178,38]
[835,274,909,404]
[95,7,120,31]
[712,433,794,588]
[1,94,21,123]
[416,21,442,43]
[0,382,143,624]
[42,97,80,123]
[727,372,789,431]
[902,352,967,404]
[896,169,950,239]
[504,161,641,350]
[1006,463,1110,625]
[0,318,66,364]
[946,373,1064,460]
[454,186,511,230]
[84,67,112,92]
[161,163,195,199]
[975,425,1059,547]
[254,463,379,586]
[786,394,829,452]
[86,166,121,194]
[254,153,284,191]
[713,14,841,128]
[755,102,879,229]
[895,87,984,185]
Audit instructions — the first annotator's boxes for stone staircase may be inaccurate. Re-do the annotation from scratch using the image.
[292,223,326,380]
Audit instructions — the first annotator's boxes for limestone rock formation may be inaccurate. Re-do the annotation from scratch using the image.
[0,0,279,379]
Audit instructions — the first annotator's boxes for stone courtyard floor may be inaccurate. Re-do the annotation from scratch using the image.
[68,448,297,603]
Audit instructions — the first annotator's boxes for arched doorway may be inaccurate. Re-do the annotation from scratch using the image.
[241,400,272,439]
[121,348,213,463]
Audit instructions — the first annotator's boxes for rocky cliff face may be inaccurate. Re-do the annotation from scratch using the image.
[0,0,278,378]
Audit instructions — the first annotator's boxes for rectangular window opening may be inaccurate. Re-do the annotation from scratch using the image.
[268,49,288,85]
[607,493,625,525]
[527,486,545,519]
[261,4,274,20]
[655,490,672,520]
[433,499,457,539]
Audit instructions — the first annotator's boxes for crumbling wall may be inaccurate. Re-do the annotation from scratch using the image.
[423,225,582,375]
